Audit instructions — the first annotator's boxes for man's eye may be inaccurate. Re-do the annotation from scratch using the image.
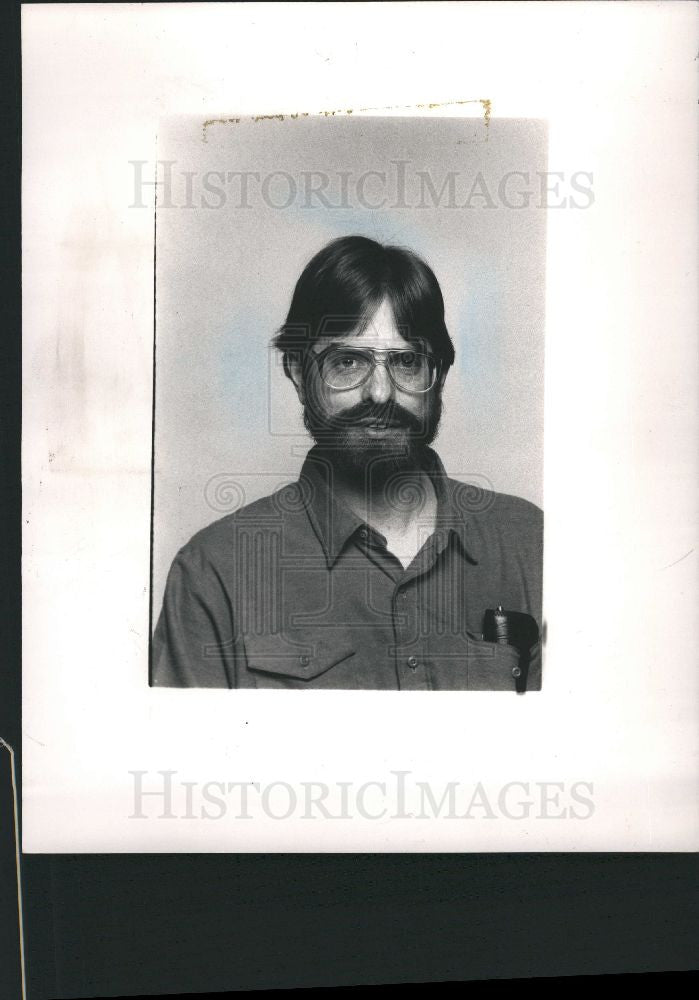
[397,352,417,367]
[338,355,358,368]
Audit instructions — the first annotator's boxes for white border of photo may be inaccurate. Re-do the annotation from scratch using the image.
[21,1,698,851]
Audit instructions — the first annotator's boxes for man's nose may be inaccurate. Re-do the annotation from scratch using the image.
[362,359,394,405]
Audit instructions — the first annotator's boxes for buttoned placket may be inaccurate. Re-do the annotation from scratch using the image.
[354,523,454,691]
[391,581,428,690]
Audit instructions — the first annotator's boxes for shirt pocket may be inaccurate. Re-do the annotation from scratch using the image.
[464,633,541,692]
[242,628,357,688]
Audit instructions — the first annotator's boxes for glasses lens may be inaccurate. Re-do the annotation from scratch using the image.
[320,348,373,389]
[388,351,435,391]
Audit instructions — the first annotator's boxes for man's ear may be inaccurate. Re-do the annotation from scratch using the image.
[284,350,305,403]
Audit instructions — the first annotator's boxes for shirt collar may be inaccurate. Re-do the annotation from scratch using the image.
[299,446,480,568]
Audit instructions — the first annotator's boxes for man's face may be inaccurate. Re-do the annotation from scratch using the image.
[298,299,444,480]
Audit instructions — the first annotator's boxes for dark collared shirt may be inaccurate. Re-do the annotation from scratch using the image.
[151,448,543,691]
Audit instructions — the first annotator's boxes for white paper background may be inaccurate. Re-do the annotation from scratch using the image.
[22,1,698,851]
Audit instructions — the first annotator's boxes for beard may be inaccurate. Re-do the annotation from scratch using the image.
[302,392,443,487]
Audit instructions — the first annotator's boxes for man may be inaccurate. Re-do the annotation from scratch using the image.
[152,235,543,691]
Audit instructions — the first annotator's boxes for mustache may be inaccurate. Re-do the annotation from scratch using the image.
[309,401,424,432]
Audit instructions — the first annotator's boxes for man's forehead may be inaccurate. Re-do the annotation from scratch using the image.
[310,323,427,355]
[310,297,415,353]
[310,333,421,354]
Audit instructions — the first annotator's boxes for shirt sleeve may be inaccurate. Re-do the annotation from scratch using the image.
[150,542,239,688]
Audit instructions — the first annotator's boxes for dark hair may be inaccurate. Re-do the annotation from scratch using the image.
[273,235,455,378]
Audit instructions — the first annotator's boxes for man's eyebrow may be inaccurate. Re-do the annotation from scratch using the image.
[312,345,413,359]
[309,339,365,353]
[310,339,429,352]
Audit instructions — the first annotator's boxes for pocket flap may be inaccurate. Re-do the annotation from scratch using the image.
[243,629,356,680]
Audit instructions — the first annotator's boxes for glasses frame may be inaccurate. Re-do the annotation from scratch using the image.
[309,345,441,395]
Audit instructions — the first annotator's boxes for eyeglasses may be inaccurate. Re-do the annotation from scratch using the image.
[311,346,440,393]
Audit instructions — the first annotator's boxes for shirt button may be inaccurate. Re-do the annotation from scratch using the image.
[511,666,522,678]
[359,528,368,540]
[407,656,418,669]
[401,591,409,600]
[300,655,310,667]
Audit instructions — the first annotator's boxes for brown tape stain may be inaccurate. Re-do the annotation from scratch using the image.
[202,99,491,142]
[201,116,240,141]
